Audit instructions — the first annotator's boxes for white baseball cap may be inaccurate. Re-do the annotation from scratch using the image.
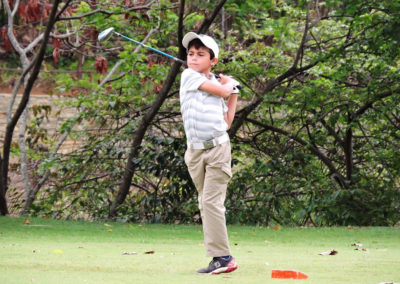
[182,32,219,59]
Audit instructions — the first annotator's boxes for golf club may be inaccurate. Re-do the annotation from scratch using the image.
[98,27,241,90]
[98,27,185,65]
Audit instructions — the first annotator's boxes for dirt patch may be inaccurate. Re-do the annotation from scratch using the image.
[0,80,90,97]
[0,78,57,95]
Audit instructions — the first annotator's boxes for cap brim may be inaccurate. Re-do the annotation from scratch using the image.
[182,32,200,49]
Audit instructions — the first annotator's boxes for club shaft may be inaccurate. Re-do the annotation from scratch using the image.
[114,31,185,65]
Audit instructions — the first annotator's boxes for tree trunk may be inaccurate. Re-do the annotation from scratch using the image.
[77,45,83,79]
[344,127,353,182]
[109,62,182,217]
[0,0,62,216]
[108,0,229,218]
[0,155,8,215]
[20,75,32,205]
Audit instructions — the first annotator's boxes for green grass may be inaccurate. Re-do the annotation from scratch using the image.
[0,217,399,284]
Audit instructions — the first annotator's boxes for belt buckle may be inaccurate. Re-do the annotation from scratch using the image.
[203,140,215,149]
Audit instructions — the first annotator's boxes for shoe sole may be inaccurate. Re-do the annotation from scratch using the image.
[211,259,238,275]
[211,265,237,275]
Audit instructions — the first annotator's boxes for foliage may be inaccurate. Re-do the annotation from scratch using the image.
[127,136,198,223]
[223,0,400,226]
[5,0,399,225]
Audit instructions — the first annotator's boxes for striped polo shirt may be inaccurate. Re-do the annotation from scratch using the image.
[180,68,228,143]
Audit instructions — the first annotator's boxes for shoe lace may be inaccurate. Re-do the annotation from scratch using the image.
[210,258,221,268]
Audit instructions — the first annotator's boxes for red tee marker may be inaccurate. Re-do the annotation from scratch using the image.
[271,269,308,279]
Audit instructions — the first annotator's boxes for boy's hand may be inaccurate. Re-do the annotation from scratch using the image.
[217,74,241,93]
[217,74,232,85]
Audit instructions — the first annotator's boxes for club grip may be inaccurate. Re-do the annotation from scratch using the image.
[214,74,242,91]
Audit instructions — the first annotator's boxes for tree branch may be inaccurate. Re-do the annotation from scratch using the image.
[292,2,310,69]
[3,0,27,62]
[21,131,69,215]
[245,117,346,186]
[58,0,157,20]
[351,87,400,123]
[98,26,160,88]
[198,0,227,34]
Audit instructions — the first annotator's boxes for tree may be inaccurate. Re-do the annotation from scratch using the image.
[12,0,399,225]
[224,0,400,225]
[0,0,69,215]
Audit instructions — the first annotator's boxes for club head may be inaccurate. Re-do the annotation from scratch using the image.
[98,27,115,42]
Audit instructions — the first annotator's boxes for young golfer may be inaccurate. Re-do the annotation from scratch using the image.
[180,32,239,274]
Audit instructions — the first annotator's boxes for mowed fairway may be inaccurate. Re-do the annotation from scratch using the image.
[0,216,399,284]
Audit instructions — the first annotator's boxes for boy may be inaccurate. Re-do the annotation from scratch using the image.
[180,32,239,274]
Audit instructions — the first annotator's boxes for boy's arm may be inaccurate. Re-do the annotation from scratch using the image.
[224,93,238,129]
[198,74,234,98]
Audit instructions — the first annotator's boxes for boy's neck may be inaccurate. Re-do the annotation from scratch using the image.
[201,69,212,79]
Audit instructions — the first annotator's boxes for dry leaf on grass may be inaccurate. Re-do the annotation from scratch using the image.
[351,243,363,247]
[355,247,369,252]
[122,251,137,255]
[318,249,338,256]
[144,250,155,254]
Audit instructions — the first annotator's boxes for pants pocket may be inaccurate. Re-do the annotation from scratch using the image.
[222,165,232,178]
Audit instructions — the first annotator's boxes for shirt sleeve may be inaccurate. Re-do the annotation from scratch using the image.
[181,68,207,92]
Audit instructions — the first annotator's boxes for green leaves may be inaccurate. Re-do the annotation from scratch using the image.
[21,0,399,225]
[183,13,204,30]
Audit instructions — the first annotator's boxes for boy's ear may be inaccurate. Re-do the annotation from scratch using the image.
[211,57,218,67]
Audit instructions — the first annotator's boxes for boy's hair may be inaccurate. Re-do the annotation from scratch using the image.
[188,38,215,59]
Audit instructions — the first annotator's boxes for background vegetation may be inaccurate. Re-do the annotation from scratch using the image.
[1,0,399,226]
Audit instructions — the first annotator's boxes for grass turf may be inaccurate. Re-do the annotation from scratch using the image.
[0,216,399,284]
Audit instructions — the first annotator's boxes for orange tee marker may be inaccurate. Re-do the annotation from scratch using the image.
[271,269,308,279]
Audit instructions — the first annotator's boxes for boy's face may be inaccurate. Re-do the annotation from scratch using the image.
[187,46,218,75]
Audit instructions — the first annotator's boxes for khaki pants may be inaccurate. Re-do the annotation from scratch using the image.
[185,141,232,257]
